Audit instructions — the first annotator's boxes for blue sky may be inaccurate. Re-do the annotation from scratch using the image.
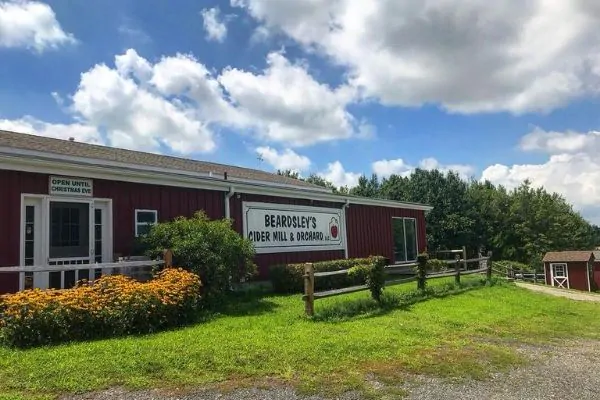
[2,1,600,222]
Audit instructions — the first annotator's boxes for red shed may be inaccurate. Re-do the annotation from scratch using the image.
[0,130,432,293]
[542,251,595,292]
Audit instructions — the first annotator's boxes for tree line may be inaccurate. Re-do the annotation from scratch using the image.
[277,169,600,267]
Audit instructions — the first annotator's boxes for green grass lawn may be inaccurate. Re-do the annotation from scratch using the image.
[2,277,600,400]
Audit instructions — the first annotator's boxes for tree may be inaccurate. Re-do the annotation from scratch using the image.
[276,169,301,179]
[142,211,257,299]
[378,169,598,265]
[350,174,381,198]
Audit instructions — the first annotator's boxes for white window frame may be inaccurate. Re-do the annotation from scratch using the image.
[550,262,569,289]
[392,217,418,264]
[135,209,158,237]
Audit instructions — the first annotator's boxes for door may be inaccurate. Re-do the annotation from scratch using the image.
[20,196,44,290]
[551,263,569,289]
[47,199,94,289]
[20,196,113,290]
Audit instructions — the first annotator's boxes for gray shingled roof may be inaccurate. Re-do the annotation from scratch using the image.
[542,251,594,263]
[0,130,325,190]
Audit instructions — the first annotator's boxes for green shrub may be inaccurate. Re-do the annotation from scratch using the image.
[416,253,428,290]
[142,211,257,299]
[348,257,386,302]
[495,260,534,273]
[0,268,201,348]
[270,256,387,294]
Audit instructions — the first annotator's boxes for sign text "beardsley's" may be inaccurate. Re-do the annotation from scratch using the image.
[242,202,345,254]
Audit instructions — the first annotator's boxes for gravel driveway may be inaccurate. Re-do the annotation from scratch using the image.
[63,339,600,400]
[515,282,600,302]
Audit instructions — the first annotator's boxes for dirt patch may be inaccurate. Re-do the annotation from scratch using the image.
[403,339,600,400]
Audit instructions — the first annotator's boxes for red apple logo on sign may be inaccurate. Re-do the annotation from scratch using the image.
[329,217,339,239]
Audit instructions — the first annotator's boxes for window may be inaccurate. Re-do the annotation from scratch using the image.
[49,202,89,259]
[552,263,567,277]
[392,217,418,263]
[135,210,158,236]
[51,205,81,247]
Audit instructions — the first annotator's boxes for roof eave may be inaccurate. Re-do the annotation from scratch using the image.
[0,148,433,211]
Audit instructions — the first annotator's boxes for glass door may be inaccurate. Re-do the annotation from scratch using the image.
[47,199,93,289]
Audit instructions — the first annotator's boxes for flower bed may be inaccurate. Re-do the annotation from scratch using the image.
[0,268,201,348]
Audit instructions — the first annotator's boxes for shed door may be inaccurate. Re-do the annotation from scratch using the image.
[550,263,569,289]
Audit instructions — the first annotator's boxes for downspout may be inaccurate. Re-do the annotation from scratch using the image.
[342,199,350,259]
[225,186,235,220]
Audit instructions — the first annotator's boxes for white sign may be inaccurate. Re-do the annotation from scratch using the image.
[243,202,345,254]
[49,176,93,197]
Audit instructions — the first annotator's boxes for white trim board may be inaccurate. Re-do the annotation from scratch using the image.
[0,151,433,211]
[549,262,570,289]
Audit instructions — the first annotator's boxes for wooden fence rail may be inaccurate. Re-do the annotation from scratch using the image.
[492,266,545,284]
[303,252,493,316]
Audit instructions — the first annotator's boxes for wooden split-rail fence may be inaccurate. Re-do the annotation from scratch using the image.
[492,264,545,284]
[302,252,493,316]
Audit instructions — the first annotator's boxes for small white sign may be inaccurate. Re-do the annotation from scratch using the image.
[243,202,345,254]
[49,176,93,197]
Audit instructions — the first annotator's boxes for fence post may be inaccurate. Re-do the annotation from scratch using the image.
[163,249,173,268]
[486,251,493,282]
[533,267,537,284]
[417,253,428,291]
[303,263,315,317]
[462,246,468,272]
[455,254,461,285]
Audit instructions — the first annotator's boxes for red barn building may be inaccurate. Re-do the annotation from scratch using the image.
[0,130,432,294]
[542,251,596,292]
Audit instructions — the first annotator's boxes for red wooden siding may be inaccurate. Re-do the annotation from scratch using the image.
[567,262,589,291]
[345,204,426,263]
[0,169,224,265]
[594,262,600,289]
[93,180,224,256]
[544,261,589,291]
[0,170,48,293]
[0,169,429,289]
[230,194,428,277]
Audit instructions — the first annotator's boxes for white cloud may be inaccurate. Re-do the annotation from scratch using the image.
[0,116,102,144]
[69,50,221,154]
[372,158,413,178]
[482,128,600,223]
[255,146,311,172]
[219,51,357,146]
[418,158,475,180]
[5,48,358,155]
[233,0,600,114]
[0,0,75,51]
[372,157,474,180]
[519,127,600,154]
[201,7,227,42]
[319,161,361,188]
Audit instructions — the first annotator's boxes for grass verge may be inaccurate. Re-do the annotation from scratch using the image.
[1,276,599,399]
